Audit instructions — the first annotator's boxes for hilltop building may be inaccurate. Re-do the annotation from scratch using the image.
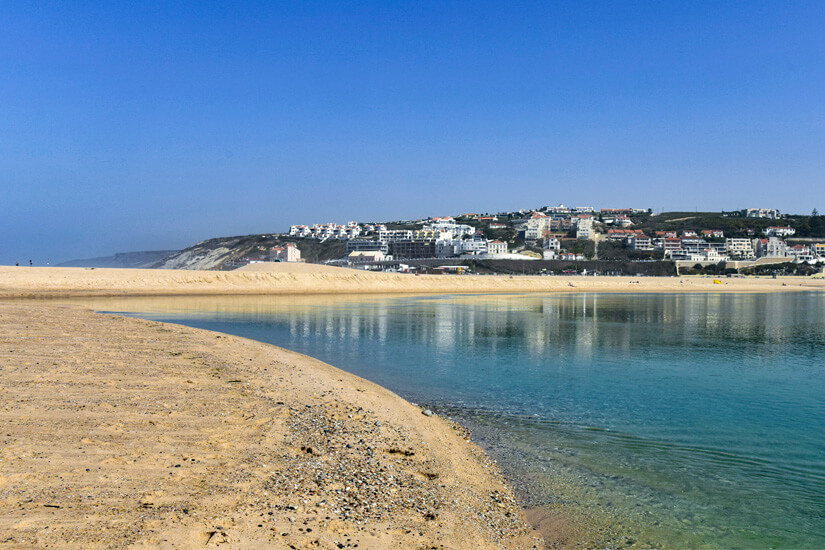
[764,226,796,237]
[722,208,781,219]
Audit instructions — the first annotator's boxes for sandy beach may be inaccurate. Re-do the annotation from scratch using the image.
[0,302,542,549]
[1,264,823,298]
[1,264,823,549]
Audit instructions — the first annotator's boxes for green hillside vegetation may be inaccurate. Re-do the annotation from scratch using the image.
[292,239,347,263]
[596,240,658,261]
[786,215,825,237]
[630,212,825,238]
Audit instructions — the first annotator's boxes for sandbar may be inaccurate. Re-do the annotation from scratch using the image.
[1,264,823,298]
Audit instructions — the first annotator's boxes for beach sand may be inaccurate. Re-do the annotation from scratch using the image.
[1,264,823,298]
[1,264,822,548]
[0,302,542,549]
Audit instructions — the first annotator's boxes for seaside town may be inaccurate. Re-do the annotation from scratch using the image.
[256,206,825,275]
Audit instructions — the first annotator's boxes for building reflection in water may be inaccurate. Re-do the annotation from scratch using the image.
[69,291,823,371]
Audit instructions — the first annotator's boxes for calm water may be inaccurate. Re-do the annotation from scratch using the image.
[84,292,825,549]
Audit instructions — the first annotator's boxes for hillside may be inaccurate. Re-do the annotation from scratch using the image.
[152,234,345,270]
[630,212,825,237]
[86,210,824,272]
[57,250,178,269]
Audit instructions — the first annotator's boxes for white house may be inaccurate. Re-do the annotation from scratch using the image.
[788,245,814,262]
[543,236,561,252]
[612,215,633,227]
[487,240,508,255]
[764,226,796,238]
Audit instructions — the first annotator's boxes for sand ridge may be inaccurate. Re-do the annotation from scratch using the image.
[1,265,823,298]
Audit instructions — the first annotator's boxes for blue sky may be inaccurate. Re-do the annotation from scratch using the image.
[2,1,824,264]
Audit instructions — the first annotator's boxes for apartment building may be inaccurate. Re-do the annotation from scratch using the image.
[755,237,790,258]
[725,238,755,259]
[270,243,301,262]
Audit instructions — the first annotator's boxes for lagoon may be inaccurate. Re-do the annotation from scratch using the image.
[84,292,825,549]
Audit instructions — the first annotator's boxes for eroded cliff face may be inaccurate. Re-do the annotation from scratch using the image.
[152,243,237,270]
[152,234,347,270]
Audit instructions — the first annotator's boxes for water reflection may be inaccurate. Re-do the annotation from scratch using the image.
[74,292,825,367]
[71,292,825,548]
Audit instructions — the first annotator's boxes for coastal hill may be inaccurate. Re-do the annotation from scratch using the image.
[56,210,825,272]
[56,250,178,269]
[151,234,345,270]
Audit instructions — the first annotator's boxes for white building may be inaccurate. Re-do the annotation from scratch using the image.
[379,229,414,242]
[487,240,508,255]
[270,243,301,262]
[543,236,561,252]
[458,235,488,255]
[725,238,755,259]
[671,248,725,262]
[755,237,790,258]
[525,213,551,241]
[764,226,796,238]
[612,215,633,227]
[576,216,594,240]
[630,235,653,251]
[348,251,388,265]
[421,218,475,239]
[745,208,781,219]
[788,245,814,262]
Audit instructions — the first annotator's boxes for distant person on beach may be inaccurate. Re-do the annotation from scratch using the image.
[29,260,32,266]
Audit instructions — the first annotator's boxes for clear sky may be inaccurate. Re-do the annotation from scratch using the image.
[2,1,824,264]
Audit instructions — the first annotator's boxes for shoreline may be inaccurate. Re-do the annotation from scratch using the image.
[2,265,824,548]
[1,265,824,299]
[0,302,543,549]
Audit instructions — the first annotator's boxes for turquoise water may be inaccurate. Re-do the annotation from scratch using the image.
[89,292,825,548]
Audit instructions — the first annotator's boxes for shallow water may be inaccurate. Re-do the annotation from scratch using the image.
[82,292,825,549]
